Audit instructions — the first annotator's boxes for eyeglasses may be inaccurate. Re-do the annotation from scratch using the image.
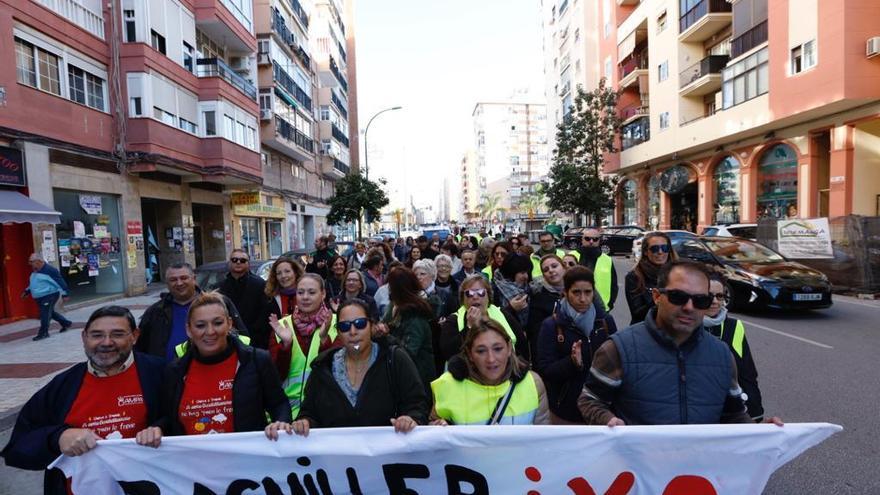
[648,244,670,254]
[336,318,369,332]
[656,289,714,310]
[465,288,487,298]
[86,331,132,342]
[710,292,729,302]
[230,257,249,264]
[582,237,600,243]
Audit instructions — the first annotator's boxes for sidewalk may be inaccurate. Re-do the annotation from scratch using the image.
[0,286,166,431]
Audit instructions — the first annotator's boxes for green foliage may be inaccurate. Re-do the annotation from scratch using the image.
[545,78,621,224]
[327,173,389,237]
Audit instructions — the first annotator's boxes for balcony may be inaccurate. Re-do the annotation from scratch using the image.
[331,91,348,119]
[37,0,104,38]
[333,158,350,175]
[679,0,731,43]
[558,0,569,15]
[679,54,729,96]
[619,104,650,125]
[331,124,350,148]
[194,0,256,53]
[619,56,648,89]
[196,58,257,100]
[731,20,768,59]
[272,62,312,111]
[329,57,349,92]
[293,45,312,72]
[269,116,313,161]
[271,8,295,46]
[621,116,650,150]
[289,0,309,29]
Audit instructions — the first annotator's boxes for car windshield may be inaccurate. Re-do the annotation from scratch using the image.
[703,239,784,263]
[728,226,757,239]
[702,228,718,236]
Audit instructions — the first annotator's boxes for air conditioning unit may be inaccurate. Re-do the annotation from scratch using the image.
[229,56,252,72]
[868,37,880,58]
[260,108,272,120]
[257,52,271,66]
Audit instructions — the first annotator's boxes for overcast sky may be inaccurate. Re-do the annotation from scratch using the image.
[353,0,545,216]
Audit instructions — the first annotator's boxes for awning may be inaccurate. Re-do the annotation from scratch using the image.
[618,30,637,61]
[0,190,62,224]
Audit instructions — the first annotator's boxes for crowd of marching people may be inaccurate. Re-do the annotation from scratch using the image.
[2,227,779,493]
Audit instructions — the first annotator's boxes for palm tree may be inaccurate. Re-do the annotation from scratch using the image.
[479,193,502,223]
[519,185,548,219]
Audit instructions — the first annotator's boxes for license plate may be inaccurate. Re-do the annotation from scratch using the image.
[793,293,822,301]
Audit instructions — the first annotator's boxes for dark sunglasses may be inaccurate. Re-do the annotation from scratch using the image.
[710,292,729,302]
[648,244,670,254]
[582,237,600,242]
[230,257,249,264]
[336,318,369,332]
[465,288,487,298]
[657,289,713,309]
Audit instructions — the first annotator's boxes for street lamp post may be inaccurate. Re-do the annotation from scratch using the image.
[363,106,402,181]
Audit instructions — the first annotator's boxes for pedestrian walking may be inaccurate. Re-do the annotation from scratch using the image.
[23,253,72,341]
[218,249,271,346]
[306,236,337,280]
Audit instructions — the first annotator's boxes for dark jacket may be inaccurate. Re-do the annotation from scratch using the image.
[451,268,481,285]
[707,317,764,421]
[362,270,383,298]
[624,269,657,325]
[137,290,249,358]
[577,250,618,309]
[306,248,337,279]
[39,264,68,292]
[156,337,291,436]
[437,305,529,365]
[434,278,460,316]
[217,272,270,348]
[297,338,429,427]
[535,306,616,423]
[385,307,437,391]
[526,286,563,361]
[1,353,164,495]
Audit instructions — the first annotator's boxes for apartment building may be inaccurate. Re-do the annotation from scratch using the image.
[543,0,880,232]
[460,150,482,222]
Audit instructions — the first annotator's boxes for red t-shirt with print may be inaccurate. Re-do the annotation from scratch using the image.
[64,363,148,440]
[178,353,237,435]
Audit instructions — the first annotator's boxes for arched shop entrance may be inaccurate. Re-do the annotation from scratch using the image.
[661,164,698,232]
[646,175,661,230]
[757,144,798,219]
[713,155,741,224]
[620,179,638,225]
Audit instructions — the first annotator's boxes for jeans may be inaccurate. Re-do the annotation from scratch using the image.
[36,293,72,337]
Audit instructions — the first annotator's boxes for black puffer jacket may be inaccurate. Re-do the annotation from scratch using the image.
[624,270,657,325]
[217,272,271,348]
[156,337,291,436]
[297,338,429,427]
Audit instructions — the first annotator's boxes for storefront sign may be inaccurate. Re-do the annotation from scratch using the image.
[777,217,834,259]
[79,195,103,215]
[233,203,287,218]
[126,221,143,236]
[52,424,839,494]
[231,192,260,206]
[0,147,25,186]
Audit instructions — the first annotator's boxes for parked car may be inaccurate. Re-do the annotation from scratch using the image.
[562,227,587,250]
[631,230,699,260]
[281,248,312,269]
[601,225,645,255]
[195,258,275,289]
[421,227,451,242]
[701,223,758,241]
[674,236,832,310]
[334,241,355,258]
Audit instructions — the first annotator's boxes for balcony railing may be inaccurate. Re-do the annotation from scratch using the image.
[196,58,257,100]
[333,158,350,175]
[272,62,312,111]
[559,0,569,15]
[271,8,295,46]
[338,41,347,64]
[731,20,768,59]
[621,116,650,150]
[289,0,309,28]
[331,124,350,147]
[619,55,649,80]
[38,0,104,38]
[620,104,649,121]
[293,45,312,71]
[329,57,349,92]
[276,117,314,152]
[679,0,731,33]
[679,54,729,88]
[331,91,348,119]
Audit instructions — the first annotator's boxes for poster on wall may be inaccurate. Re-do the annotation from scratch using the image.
[73,221,86,238]
[59,239,71,267]
[183,228,194,254]
[41,230,56,264]
[777,217,834,259]
[79,195,102,215]
[93,225,109,238]
[87,254,100,276]
[127,221,143,236]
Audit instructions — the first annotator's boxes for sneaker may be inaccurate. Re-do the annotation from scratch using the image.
[33,334,49,341]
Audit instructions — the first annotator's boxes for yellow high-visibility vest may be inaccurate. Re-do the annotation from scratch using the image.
[431,371,539,425]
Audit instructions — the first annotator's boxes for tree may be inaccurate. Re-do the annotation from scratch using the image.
[519,184,548,220]
[545,78,621,225]
[478,193,503,224]
[327,173,390,239]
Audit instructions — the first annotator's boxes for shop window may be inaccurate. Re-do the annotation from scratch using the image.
[757,144,798,219]
[621,180,638,225]
[267,221,283,257]
[239,217,262,260]
[647,175,660,229]
[713,156,741,224]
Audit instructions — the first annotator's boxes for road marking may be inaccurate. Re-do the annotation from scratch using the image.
[834,298,880,309]
[738,318,834,349]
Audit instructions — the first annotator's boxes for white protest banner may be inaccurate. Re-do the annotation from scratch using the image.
[777,217,834,259]
[52,423,840,495]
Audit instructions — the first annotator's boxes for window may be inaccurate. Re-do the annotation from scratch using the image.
[150,30,166,55]
[659,112,670,129]
[68,66,86,104]
[604,56,612,81]
[183,42,194,73]
[320,105,331,120]
[124,10,136,42]
[722,47,768,108]
[204,111,216,135]
[154,107,176,126]
[179,118,197,134]
[791,40,816,74]
[85,71,104,109]
[658,61,668,82]
[37,48,61,95]
[15,38,36,86]
[246,126,256,150]
[224,114,235,139]
[574,28,580,41]
[657,11,667,32]
[130,97,142,116]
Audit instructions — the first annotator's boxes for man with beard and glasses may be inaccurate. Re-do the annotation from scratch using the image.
[578,261,783,427]
[576,228,617,310]
[2,306,165,493]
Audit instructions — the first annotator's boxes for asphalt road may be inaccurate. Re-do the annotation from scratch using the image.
[2,256,877,494]
[606,256,880,495]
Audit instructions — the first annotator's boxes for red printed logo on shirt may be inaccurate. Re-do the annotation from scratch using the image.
[117,395,144,407]
[218,379,234,391]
